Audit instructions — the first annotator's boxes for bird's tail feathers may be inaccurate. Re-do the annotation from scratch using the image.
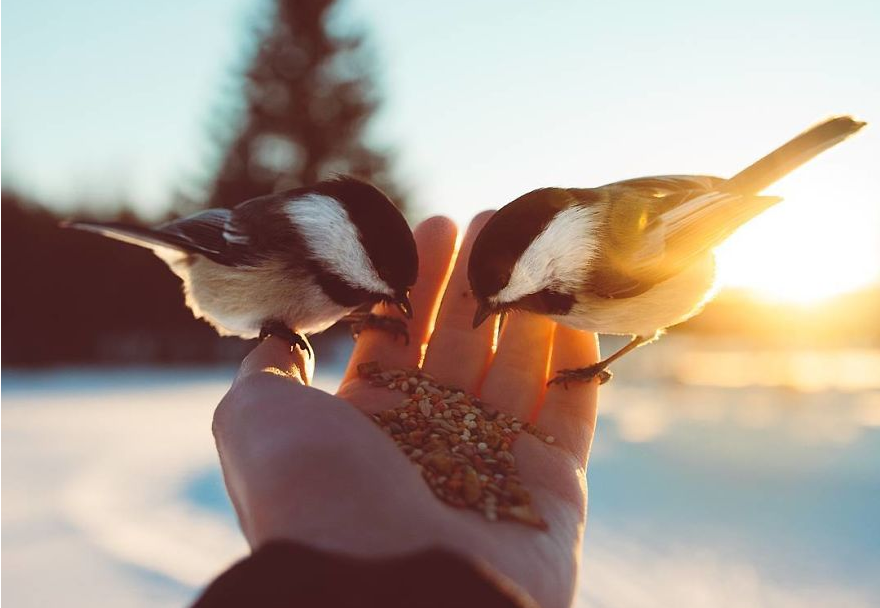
[61,220,192,253]
[724,116,866,194]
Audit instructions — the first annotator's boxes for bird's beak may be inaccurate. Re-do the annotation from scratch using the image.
[472,301,495,329]
[394,292,414,319]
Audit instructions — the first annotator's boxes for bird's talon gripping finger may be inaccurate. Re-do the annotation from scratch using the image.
[548,366,612,389]
[348,313,410,345]
[291,333,314,359]
[259,321,313,359]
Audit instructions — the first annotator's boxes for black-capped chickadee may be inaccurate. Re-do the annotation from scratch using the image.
[468,116,866,385]
[65,177,417,356]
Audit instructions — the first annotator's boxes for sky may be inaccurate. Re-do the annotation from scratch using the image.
[3,0,880,300]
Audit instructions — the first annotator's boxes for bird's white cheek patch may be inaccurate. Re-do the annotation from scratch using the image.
[494,204,602,304]
[285,193,392,296]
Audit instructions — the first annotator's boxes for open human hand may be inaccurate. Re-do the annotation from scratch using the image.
[213,213,601,608]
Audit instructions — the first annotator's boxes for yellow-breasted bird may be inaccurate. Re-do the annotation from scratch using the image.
[468,116,866,385]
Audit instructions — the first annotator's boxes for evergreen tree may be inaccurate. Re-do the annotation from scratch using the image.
[203,0,403,210]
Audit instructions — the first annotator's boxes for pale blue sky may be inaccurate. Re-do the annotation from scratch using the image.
[4,0,879,293]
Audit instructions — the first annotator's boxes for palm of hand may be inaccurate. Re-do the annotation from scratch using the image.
[214,214,600,608]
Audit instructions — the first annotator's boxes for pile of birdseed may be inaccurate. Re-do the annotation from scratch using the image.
[358,361,556,529]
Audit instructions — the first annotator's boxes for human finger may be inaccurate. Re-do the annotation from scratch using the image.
[534,325,600,461]
[343,216,458,382]
[421,211,497,392]
[479,313,555,421]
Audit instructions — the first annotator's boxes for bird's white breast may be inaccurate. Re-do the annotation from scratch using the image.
[552,253,718,337]
[160,253,351,338]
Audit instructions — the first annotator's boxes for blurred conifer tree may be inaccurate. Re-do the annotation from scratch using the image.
[197,0,403,211]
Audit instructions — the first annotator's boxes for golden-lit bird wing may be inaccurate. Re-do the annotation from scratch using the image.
[585,118,864,299]
[607,174,726,195]
[586,177,781,298]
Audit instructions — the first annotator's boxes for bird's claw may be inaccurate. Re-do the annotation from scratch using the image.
[548,365,612,389]
[259,321,313,359]
[348,313,410,345]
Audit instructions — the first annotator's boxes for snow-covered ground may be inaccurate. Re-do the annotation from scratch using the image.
[3,343,880,607]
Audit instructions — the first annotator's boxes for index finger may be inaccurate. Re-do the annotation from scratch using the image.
[421,211,497,392]
[342,216,458,383]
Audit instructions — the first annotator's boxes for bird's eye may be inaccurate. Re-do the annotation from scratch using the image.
[516,290,573,315]
[540,290,573,313]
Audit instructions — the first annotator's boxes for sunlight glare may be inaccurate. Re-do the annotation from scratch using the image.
[714,171,879,304]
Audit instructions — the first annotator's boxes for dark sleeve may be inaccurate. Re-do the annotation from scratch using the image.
[191,541,539,608]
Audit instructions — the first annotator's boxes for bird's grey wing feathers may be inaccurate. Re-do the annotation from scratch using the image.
[65,209,259,267]
[588,177,780,298]
[159,209,231,254]
[159,209,261,265]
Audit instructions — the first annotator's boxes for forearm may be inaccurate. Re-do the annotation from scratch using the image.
[192,541,538,608]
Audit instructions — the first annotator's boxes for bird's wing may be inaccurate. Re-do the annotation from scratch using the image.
[587,176,781,298]
[159,209,261,265]
[605,174,726,194]
[66,209,260,267]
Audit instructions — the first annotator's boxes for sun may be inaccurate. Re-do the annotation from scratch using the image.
[713,175,880,305]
